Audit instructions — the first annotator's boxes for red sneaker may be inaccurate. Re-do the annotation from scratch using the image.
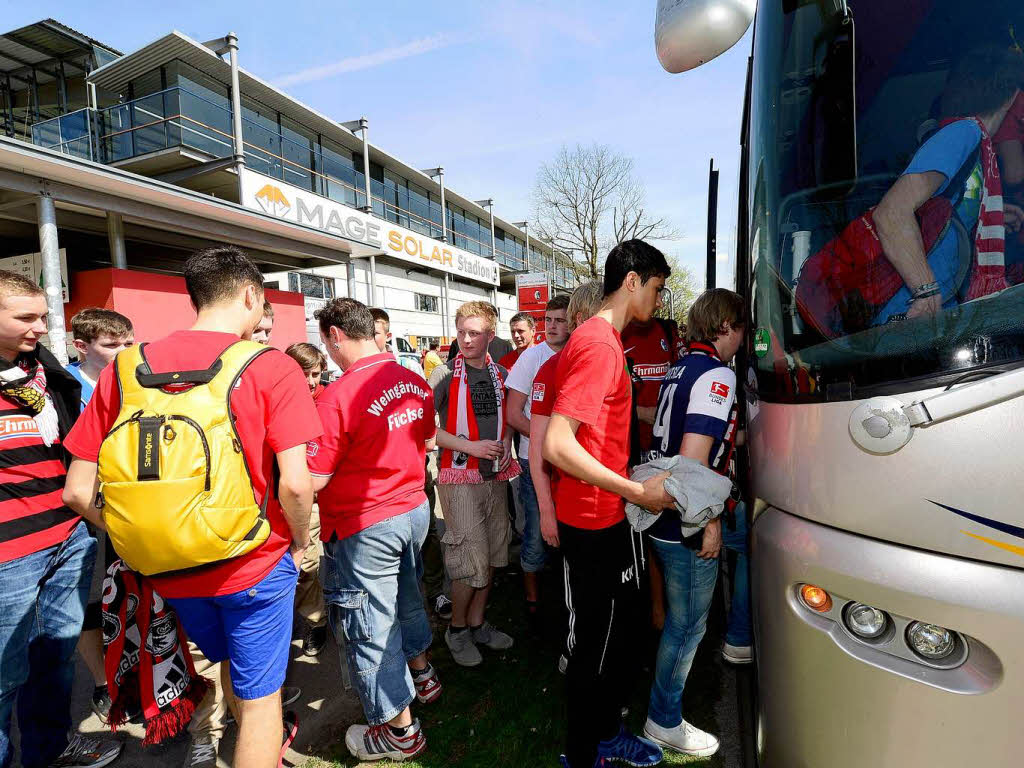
[345,719,426,762]
[412,663,443,704]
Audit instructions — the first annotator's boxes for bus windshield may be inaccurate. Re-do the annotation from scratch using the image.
[747,0,1024,400]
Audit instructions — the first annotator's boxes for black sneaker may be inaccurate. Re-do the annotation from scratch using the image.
[302,623,328,657]
[90,685,112,724]
[49,734,123,768]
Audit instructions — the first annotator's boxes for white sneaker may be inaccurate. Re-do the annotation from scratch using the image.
[643,718,720,757]
[722,642,754,665]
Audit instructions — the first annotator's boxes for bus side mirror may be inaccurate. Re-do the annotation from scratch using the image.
[655,0,757,73]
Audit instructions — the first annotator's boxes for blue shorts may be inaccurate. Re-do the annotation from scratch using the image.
[168,553,298,700]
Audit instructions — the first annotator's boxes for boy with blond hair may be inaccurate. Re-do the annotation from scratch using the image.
[427,301,520,667]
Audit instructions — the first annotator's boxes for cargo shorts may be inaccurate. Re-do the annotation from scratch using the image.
[436,480,510,589]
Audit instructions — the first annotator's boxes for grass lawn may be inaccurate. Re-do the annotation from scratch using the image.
[302,562,746,768]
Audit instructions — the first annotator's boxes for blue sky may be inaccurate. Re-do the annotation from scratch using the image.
[7,0,750,286]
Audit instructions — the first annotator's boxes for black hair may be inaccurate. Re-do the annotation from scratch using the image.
[315,298,375,341]
[941,46,1023,119]
[183,246,264,310]
[602,239,671,297]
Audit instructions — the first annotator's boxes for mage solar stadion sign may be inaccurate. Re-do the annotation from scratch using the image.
[240,169,500,286]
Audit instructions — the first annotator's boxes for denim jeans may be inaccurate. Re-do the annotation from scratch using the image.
[0,522,96,768]
[322,501,433,725]
[518,457,546,573]
[722,503,751,647]
[647,535,719,729]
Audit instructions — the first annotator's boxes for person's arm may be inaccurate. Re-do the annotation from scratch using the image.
[434,428,503,460]
[872,171,947,318]
[506,389,531,437]
[637,406,657,425]
[277,444,314,558]
[530,414,558,547]
[62,458,103,528]
[543,413,671,510]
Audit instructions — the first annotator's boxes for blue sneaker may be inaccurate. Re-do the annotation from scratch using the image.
[597,725,664,767]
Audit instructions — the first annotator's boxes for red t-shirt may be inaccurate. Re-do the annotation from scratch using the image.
[531,350,561,419]
[621,321,677,453]
[64,331,322,599]
[530,350,562,493]
[309,354,436,540]
[498,346,526,372]
[552,317,632,530]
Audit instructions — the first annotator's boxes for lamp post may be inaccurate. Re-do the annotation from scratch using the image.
[341,118,372,213]
[423,168,446,242]
[512,221,529,271]
[474,198,496,259]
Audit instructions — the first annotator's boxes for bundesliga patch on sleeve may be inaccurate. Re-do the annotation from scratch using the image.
[709,381,731,403]
[532,383,546,402]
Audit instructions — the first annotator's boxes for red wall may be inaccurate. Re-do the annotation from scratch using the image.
[65,269,307,349]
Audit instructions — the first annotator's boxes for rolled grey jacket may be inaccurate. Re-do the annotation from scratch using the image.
[625,455,733,539]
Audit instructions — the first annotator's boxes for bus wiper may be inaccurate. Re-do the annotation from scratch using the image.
[850,367,1024,454]
[903,367,1024,427]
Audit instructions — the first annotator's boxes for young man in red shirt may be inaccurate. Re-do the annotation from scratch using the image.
[0,271,122,768]
[63,247,319,768]
[505,295,569,616]
[498,312,536,371]
[308,298,440,762]
[543,240,674,768]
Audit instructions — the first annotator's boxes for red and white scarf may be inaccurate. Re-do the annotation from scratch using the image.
[0,356,59,446]
[103,560,210,745]
[940,117,1007,300]
[438,352,520,485]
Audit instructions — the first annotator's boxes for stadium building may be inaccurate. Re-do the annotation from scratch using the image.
[0,19,578,358]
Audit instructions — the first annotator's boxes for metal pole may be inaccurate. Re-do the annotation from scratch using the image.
[369,255,378,306]
[443,273,451,339]
[360,118,371,213]
[37,195,67,365]
[347,259,357,299]
[489,204,496,258]
[524,223,530,269]
[706,158,719,290]
[438,169,447,243]
[107,212,127,269]
[226,33,246,200]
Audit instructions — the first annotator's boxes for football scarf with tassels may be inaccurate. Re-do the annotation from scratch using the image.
[102,560,210,745]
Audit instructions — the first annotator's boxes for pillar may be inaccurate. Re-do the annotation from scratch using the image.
[38,195,67,365]
[107,212,127,269]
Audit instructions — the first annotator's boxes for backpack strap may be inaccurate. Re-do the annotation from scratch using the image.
[134,343,223,388]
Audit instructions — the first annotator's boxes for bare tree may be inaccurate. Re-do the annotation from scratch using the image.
[531,143,678,278]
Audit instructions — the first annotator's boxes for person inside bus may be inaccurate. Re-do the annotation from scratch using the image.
[871,46,1024,324]
[993,42,1024,285]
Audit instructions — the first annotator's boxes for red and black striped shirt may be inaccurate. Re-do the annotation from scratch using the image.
[0,392,78,563]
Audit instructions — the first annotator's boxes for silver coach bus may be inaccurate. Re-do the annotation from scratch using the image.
[657,1,1024,765]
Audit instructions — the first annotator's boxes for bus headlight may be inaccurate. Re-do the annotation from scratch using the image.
[906,621,956,660]
[844,603,889,639]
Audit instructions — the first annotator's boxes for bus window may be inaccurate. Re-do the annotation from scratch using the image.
[748,1,1024,400]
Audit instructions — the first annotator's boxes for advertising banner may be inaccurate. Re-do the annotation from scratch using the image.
[240,169,500,286]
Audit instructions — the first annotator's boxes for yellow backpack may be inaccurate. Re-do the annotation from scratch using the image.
[98,341,272,576]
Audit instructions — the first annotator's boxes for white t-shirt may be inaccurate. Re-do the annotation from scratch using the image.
[504,341,558,456]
